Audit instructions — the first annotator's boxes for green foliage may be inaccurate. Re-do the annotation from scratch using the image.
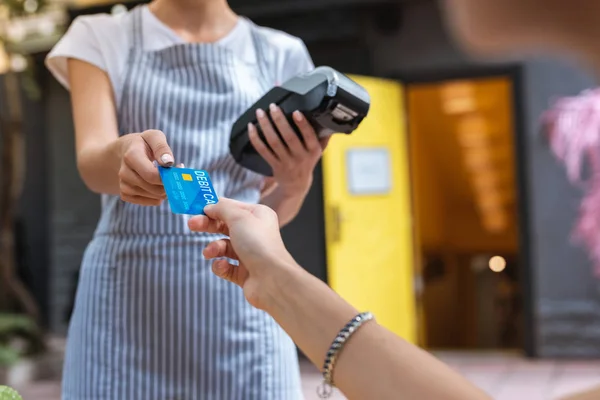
[0,346,20,368]
[0,314,37,368]
[0,314,35,334]
[0,385,24,400]
[3,0,49,17]
[1,0,59,100]
[19,56,41,100]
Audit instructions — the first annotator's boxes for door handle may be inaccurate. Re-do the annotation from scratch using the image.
[328,205,343,244]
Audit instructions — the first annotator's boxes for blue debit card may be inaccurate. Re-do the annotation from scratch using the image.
[158,166,219,215]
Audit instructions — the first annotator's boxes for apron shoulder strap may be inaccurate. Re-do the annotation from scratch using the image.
[119,5,145,131]
[129,5,145,50]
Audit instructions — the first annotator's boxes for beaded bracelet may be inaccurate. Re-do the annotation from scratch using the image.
[317,311,375,399]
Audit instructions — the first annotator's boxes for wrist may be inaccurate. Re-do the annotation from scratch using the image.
[277,176,312,197]
[260,260,308,314]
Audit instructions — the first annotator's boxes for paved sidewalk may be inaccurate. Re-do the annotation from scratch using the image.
[435,351,600,400]
[12,352,600,399]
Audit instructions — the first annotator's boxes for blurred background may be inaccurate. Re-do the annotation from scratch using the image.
[2,0,600,399]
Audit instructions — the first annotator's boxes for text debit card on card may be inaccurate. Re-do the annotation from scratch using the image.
[158,166,219,215]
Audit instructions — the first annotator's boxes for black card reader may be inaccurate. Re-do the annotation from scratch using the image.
[229,66,371,176]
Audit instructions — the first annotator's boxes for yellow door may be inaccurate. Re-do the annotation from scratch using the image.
[322,76,417,342]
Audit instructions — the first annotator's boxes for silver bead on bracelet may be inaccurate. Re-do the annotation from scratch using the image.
[317,311,375,399]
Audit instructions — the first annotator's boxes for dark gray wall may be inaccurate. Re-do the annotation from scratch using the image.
[0,71,51,326]
[17,73,52,327]
[370,1,599,357]
[45,76,100,334]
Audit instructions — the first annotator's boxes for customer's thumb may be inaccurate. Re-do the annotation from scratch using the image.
[204,198,248,223]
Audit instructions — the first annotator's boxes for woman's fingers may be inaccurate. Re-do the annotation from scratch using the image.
[253,107,322,168]
[122,138,163,185]
[120,182,166,200]
[319,135,331,150]
[118,135,172,206]
[293,111,321,155]
[120,193,163,206]
[256,108,289,159]
[119,166,165,197]
[140,129,175,166]
[268,104,304,157]
[248,123,279,166]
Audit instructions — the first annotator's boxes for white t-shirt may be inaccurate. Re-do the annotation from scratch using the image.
[46,5,314,107]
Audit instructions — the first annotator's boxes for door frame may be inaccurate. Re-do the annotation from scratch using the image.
[390,64,536,357]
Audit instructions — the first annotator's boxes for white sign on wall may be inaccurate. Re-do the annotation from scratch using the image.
[346,148,392,195]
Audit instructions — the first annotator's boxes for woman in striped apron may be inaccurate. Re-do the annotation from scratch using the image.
[46,1,326,398]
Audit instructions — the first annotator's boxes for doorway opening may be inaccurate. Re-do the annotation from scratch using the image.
[405,73,527,351]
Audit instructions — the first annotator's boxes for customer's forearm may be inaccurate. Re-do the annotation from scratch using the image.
[77,135,133,195]
[265,267,358,367]
[264,266,491,400]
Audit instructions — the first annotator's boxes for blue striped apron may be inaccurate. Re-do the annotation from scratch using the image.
[61,6,301,399]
